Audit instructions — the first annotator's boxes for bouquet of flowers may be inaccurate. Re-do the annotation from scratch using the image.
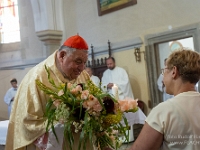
[36,66,138,150]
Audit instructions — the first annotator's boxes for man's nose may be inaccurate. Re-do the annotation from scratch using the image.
[77,63,85,71]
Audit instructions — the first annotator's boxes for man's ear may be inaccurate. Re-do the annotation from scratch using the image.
[58,50,66,60]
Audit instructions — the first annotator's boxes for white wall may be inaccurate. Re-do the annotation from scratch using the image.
[63,0,200,47]
[0,68,32,120]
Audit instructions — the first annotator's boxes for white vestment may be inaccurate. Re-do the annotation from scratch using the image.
[101,66,134,100]
[157,74,173,101]
[90,75,100,87]
[4,87,18,117]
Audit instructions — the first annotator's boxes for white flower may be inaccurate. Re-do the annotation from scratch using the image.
[58,90,64,96]
[75,129,79,133]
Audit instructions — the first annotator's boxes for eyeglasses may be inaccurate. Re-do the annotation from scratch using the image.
[161,68,169,75]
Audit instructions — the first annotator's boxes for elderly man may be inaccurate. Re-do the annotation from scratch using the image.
[5,35,94,150]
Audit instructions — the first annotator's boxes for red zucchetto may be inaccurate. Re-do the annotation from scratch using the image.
[63,35,88,50]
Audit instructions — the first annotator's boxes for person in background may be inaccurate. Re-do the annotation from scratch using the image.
[129,48,200,150]
[4,78,18,117]
[101,57,133,99]
[85,67,100,87]
[157,58,173,101]
[101,57,146,143]
[5,35,95,150]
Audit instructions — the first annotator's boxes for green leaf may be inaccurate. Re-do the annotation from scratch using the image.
[51,122,58,142]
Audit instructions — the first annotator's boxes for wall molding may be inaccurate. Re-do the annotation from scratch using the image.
[0,36,143,70]
[0,58,45,70]
[89,36,143,57]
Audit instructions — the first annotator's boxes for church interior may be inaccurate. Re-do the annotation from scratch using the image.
[0,0,200,149]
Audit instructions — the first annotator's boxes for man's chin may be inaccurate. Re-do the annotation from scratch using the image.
[71,74,80,79]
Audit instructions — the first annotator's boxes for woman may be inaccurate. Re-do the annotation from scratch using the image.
[129,48,200,150]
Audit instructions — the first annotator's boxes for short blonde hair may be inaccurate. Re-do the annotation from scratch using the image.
[167,47,200,84]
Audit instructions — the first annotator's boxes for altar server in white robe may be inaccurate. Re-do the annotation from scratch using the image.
[85,67,100,87]
[4,78,18,117]
[101,57,146,142]
[101,57,133,99]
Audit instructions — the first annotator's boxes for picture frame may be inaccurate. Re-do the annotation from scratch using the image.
[170,41,183,51]
[97,0,137,16]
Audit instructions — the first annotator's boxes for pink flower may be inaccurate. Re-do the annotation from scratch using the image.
[118,98,138,112]
[53,100,61,107]
[81,90,89,100]
[92,102,103,112]
[118,100,129,112]
[75,85,82,92]
[70,88,78,95]
[67,83,72,89]
[128,98,138,110]
[70,85,82,95]
[83,95,103,112]
[83,95,96,108]
[88,94,96,101]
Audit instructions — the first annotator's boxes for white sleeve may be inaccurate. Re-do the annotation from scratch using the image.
[46,123,64,150]
[115,69,134,99]
[91,76,100,87]
[101,72,108,92]
[4,89,13,105]
[34,123,64,150]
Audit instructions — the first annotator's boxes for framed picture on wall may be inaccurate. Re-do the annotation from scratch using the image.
[97,0,137,16]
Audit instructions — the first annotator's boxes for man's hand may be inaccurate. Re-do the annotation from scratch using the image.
[34,132,48,150]
[46,123,65,150]
[107,83,114,89]
[34,123,65,150]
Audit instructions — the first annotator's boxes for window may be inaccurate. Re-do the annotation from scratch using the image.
[0,0,20,43]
